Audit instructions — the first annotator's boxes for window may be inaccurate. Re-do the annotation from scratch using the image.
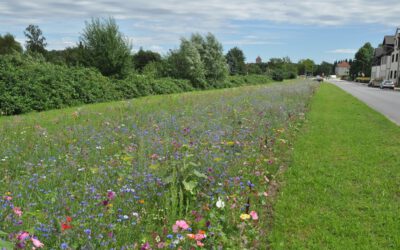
[390,70,393,79]
[397,54,399,62]
[395,71,397,79]
[392,54,395,62]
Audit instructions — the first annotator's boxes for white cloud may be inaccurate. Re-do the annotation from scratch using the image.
[2,0,400,27]
[2,0,400,53]
[327,49,357,54]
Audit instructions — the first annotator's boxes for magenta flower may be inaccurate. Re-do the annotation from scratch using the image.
[107,191,116,200]
[17,231,29,241]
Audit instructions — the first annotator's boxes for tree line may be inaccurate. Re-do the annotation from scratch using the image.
[0,17,339,115]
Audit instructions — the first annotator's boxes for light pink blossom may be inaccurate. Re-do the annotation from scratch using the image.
[13,207,22,217]
[31,238,44,248]
[250,211,258,220]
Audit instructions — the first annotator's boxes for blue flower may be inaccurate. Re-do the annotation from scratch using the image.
[61,242,68,249]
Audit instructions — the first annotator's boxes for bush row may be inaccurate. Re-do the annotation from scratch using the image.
[0,54,271,115]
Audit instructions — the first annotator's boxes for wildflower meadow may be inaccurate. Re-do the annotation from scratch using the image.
[0,80,316,249]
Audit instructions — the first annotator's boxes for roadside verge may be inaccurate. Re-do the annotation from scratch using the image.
[269,83,400,249]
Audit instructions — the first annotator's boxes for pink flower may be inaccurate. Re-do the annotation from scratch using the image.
[107,191,116,200]
[31,238,44,248]
[196,241,204,247]
[172,224,179,233]
[17,231,30,241]
[5,196,12,201]
[250,211,258,220]
[13,207,23,217]
[175,220,189,230]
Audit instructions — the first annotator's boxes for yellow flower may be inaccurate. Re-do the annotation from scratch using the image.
[240,213,251,220]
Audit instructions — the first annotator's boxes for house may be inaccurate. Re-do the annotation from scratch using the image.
[256,56,262,64]
[371,35,395,83]
[335,61,350,77]
[371,29,400,85]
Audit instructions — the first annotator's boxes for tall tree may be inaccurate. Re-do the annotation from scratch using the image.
[350,43,374,77]
[24,24,47,54]
[0,33,23,54]
[80,17,132,78]
[226,47,246,75]
[315,61,333,76]
[297,59,315,76]
[190,33,228,84]
[166,39,206,88]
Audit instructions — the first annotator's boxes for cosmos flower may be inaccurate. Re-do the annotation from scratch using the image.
[17,231,30,241]
[13,207,23,217]
[250,211,259,220]
[31,238,44,248]
[173,220,190,232]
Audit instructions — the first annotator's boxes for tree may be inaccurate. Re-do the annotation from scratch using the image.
[24,25,47,54]
[133,48,161,72]
[315,61,333,77]
[297,59,315,76]
[190,33,228,85]
[350,42,374,78]
[226,47,246,75]
[0,33,23,54]
[166,39,206,88]
[80,17,132,78]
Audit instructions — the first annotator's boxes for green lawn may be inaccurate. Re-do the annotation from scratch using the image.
[270,83,400,249]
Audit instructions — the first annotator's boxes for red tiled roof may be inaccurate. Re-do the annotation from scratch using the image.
[337,61,350,68]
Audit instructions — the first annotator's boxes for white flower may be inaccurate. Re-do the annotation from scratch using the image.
[216,197,225,209]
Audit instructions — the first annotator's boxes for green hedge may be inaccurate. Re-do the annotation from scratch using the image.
[0,54,272,116]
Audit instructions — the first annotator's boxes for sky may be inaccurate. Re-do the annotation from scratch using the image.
[1,0,400,64]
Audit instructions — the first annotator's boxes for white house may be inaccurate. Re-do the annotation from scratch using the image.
[371,29,400,85]
[335,61,350,77]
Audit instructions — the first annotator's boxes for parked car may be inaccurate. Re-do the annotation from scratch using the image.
[380,80,395,89]
[313,75,323,82]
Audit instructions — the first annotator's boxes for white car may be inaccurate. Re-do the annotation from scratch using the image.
[380,80,395,89]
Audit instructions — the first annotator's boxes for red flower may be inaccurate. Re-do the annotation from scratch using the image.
[61,223,72,231]
[62,216,73,231]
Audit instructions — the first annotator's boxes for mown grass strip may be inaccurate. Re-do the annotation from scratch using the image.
[270,83,400,249]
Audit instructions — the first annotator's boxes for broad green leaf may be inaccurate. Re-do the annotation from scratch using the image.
[182,180,197,194]
[193,170,207,179]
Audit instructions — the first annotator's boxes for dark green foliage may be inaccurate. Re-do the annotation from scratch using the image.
[133,49,161,72]
[350,42,374,78]
[45,45,85,66]
[0,33,23,55]
[0,54,115,115]
[80,17,132,78]
[271,69,284,81]
[315,61,333,77]
[24,24,47,54]
[224,74,271,87]
[226,47,246,75]
[246,63,263,74]
[0,54,196,115]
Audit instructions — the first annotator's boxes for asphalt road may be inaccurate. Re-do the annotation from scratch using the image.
[329,79,400,125]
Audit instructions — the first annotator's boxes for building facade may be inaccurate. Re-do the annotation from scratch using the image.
[335,61,350,77]
[371,29,400,85]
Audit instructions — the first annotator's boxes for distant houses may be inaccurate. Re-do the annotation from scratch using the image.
[371,28,400,85]
[335,61,350,78]
[256,56,262,64]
